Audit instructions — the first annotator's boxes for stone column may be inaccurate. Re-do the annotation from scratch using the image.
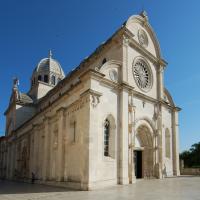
[42,117,49,181]
[172,109,180,176]
[56,108,65,181]
[118,88,129,184]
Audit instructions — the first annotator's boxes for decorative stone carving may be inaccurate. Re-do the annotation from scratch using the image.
[109,69,118,82]
[95,66,100,71]
[138,29,148,48]
[12,78,20,101]
[91,95,100,108]
[123,35,130,45]
[128,105,132,113]
[128,124,132,133]
[153,104,159,121]
[66,95,89,116]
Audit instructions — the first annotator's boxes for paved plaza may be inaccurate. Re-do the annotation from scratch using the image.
[0,176,199,200]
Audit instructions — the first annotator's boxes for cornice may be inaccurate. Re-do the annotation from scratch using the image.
[120,81,135,91]
[132,90,159,104]
[79,69,105,82]
[99,77,119,89]
[160,101,176,110]
[132,90,179,111]
[174,106,182,112]
[56,106,66,114]
[80,89,102,98]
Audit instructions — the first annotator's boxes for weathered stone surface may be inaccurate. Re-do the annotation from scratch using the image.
[0,12,180,190]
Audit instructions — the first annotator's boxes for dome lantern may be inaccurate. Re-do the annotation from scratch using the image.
[31,51,65,88]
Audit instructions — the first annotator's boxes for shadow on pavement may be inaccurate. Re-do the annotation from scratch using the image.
[0,180,77,194]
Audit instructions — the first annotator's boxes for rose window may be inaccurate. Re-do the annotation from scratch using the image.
[132,59,152,92]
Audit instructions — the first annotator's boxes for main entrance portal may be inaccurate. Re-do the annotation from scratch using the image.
[134,124,154,179]
[134,150,142,178]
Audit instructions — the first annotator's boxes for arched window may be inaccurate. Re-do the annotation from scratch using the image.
[38,75,42,81]
[165,129,171,158]
[104,119,110,157]
[102,58,107,65]
[51,75,56,85]
[44,75,48,83]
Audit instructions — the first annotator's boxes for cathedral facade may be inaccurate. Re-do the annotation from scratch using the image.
[0,12,180,190]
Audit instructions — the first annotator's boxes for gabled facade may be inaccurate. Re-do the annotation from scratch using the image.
[0,11,180,190]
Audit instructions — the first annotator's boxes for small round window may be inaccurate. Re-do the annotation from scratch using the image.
[132,58,152,92]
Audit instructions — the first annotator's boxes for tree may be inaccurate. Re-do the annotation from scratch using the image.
[180,142,200,168]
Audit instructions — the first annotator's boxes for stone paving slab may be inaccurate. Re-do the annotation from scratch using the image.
[0,177,200,200]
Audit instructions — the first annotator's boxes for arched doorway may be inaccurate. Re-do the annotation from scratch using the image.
[134,124,154,179]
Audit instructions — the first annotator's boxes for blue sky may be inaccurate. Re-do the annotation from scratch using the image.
[0,0,199,152]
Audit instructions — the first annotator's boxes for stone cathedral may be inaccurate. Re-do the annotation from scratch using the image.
[0,12,180,190]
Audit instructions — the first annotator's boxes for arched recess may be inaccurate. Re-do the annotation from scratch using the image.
[134,118,155,178]
[103,114,116,159]
[99,60,122,83]
[100,60,122,72]
[134,117,156,133]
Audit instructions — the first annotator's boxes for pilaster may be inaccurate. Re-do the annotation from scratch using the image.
[10,142,15,179]
[128,92,136,183]
[56,107,65,181]
[118,87,129,184]
[157,65,164,100]
[122,35,130,83]
[6,143,10,179]
[155,103,163,178]
[86,89,101,189]
[32,124,39,175]
[42,117,50,181]
[172,109,180,176]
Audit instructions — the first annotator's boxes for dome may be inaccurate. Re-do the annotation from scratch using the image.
[31,51,65,87]
[36,57,65,77]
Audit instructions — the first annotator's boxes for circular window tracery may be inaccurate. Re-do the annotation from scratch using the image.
[132,58,152,92]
